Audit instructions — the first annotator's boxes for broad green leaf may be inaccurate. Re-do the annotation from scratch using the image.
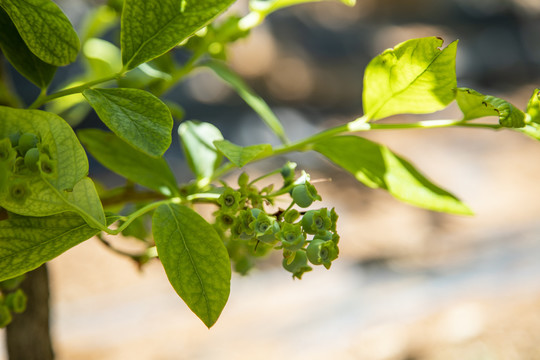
[250,0,355,14]
[121,0,235,70]
[214,140,272,167]
[0,213,119,282]
[78,129,178,196]
[0,107,106,227]
[313,136,472,215]
[526,88,540,124]
[178,121,223,180]
[363,37,457,121]
[0,7,56,88]
[0,0,80,66]
[83,88,173,157]
[83,38,122,78]
[204,61,288,144]
[456,88,526,128]
[153,203,231,328]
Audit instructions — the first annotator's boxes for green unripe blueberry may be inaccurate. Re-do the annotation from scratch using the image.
[8,132,21,147]
[301,209,331,235]
[306,238,339,269]
[282,250,312,279]
[17,133,39,155]
[0,305,12,328]
[257,221,280,244]
[291,182,321,208]
[24,148,40,171]
[0,275,25,291]
[5,289,27,314]
[278,223,305,251]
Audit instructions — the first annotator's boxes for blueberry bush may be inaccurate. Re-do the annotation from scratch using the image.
[1,0,540,341]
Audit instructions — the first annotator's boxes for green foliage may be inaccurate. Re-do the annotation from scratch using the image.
[0,0,537,330]
[153,204,231,328]
[456,88,526,128]
[121,0,235,70]
[178,120,224,182]
[78,129,178,196]
[0,7,56,88]
[205,61,288,143]
[313,136,473,215]
[214,140,272,168]
[363,37,457,121]
[0,213,119,282]
[0,0,80,66]
[83,88,173,156]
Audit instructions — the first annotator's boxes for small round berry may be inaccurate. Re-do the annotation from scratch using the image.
[24,148,40,172]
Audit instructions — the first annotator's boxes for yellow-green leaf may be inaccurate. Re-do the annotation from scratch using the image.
[363,37,457,121]
[214,140,272,167]
[456,88,526,128]
[314,135,472,215]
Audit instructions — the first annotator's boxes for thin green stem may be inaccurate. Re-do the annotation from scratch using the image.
[28,73,122,109]
[154,46,207,97]
[249,169,282,186]
[212,116,503,180]
[107,198,181,235]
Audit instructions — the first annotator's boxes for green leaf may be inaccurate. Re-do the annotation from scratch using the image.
[250,0,355,14]
[214,140,272,167]
[313,136,472,215]
[526,89,540,124]
[121,0,235,70]
[178,121,223,181]
[363,37,457,121]
[456,88,526,128]
[78,129,178,196]
[0,107,106,227]
[204,61,288,144]
[0,213,119,282]
[0,0,80,66]
[83,88,173,157]
[83,38,122,78]
[153,203,231,328]
[0,7,56,88]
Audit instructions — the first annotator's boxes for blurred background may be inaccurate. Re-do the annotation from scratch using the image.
[3,0,540,359]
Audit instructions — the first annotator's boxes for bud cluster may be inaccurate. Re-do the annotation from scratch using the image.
[0,275,27,328]
[213,162,340,279]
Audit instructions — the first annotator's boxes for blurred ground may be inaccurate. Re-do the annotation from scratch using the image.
[3,0,540,359]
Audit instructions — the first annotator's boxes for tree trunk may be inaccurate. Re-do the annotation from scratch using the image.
[5,264,54,360]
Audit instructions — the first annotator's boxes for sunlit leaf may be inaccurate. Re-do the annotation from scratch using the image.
[178,121,223,180]
[363,37,457,121]
[456,88,526,128]
[214,140,272,167]
[314,135,472,215]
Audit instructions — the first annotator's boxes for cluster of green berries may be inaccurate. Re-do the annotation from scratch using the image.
[1,132,57,201]
[1,131,56,176]
[214,163,339,279]
[0,276,27,328]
